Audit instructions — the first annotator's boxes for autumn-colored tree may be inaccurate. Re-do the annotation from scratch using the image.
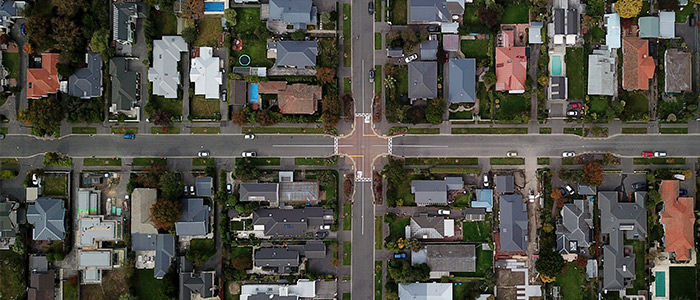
[185,0,204,20]
[231,109,248,126]
[25,14,54,50]
[316,67,336,84]
[615,0,643,18]
[23,44,33,54]
[478,7,500,28]
[151,199,182,230]
[576,255,588,269]
[152,109,172,127]
[582,162,603,186]
[232,255,252,270]
[256,110,275,126]
[322,94,341,129]
[56,0,86,17]
[53,18,83,53]
[0,34,9,45]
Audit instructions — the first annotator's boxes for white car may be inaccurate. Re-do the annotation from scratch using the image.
[404,53,418,63]
[562,151,576,157]
[653,151,667,157]
[198,151,210,157]
[32,173,39,185]
[506,151,518,157]
[241,151,257,157]
[244,134,256,140]
[673,174,686,181]
[437,209,450,216]
[320,225,331,230]
[482,174,490,187]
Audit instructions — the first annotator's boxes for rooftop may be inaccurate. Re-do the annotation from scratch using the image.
[27,198,65,241]
[448,59,476,103]
[68,53,103,99]
[190,47,223,99]
[622,37,655,91]
[664,49,692,94]
[175,198,210,236]
[659,180,695,261]
[148,36,188,99]
[27,53,60,99]
[275,41,318,69]
[408,61,438,100]
[499,194,528,252]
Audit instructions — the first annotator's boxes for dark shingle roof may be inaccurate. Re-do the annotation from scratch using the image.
[448,59,476,103]
[69,53,102,99]
[408,61,438,99]
[499,194,527,251]
[109,57,138,111]
[276,41,318,69]
[27,198,65,241]
[252,207,333,237]
[255,247,300,273]
[175,198,210,236]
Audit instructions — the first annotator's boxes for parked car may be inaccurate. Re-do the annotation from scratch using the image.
[320,224,331,230]
[123,134,135,139]
[641,151,654,157]
[315,231,328,239]
[673,174,686,181]
[221,89,227,102]
[32,173,39,185]
[241,151,257,157]
[437,209,450,216]
[562,151,576,157]
[226,184,233,194]
[20,24,26,36]
[0,133,5,140]
[189,186,195,195]
[404,53,418,63]
[631,182,646,190]
[690,15,696,26]
[393,253,406,259]
[427,25,440,32]
[369,68,375,82]
[368,1,374,14]
[506,151,518,157]
[570,102,582,109]
[198,151,210,157]
[653,151,667,157]
[566,110,579,117]
[560,184,575,197]
[482,174,489,187]
[244,134,256,140]
[679,189,688,196]
[184,185,189,194]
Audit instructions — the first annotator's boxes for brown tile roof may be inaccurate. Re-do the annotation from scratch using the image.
[622,37,655,90]
[27,53,60,99]
[664,49,692,93]
[257,81,288,93]
[257,81,321,114]
[659,180,695,261]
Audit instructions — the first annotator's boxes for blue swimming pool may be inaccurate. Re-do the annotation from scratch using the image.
[655,271,666,297]
[552,55,562,76]
[204,2,225,12]
[250,84,259,103]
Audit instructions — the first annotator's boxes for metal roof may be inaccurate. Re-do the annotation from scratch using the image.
[472,189,493,211]
[190,47,223,99]
[499,194,528,252]
[495,176,514,194]
[240,183,279,203]
[78,250,112,268]
[425,244,476,273]
[131,188,158,234]
[255,247,300,273]
[587,49,616,96]
[276,41,318,69]
[27,198,65,241]
[408,61,438,99]
[69,53,103,99]
[175,198,210,236]
[279,182,319,203]
[148,36,188,99]
[109,57,139,111]
[448,59,476,103]
[409,0,451,24]
[420,40,438,61]
[269,0,317,28]
[252,207,333,237]
[195,177,214,197]
[398,283,453,300]
[556,199,593,254]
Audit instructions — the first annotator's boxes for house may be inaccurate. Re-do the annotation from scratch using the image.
[420,40,438,60]
[28,270,54,300]
[0,199,18,249]
[78,250,113,270]
[69,53,103,99]
[254,247,301,273]
[109,57,140,114]
[410,177,464,206]
[78,216,119,249]
[409,0,458,24]
[604,13,621,49]
[638,16,660,38]
[664,49,692,94]
[239,183,280,206]
[529,22,544,44]
[407,215,455,240]
[598,191,647,291]
[495,29,527,93]
[388,48,404,58]
[190,47,222,99]
[27,53,60,99]
[274,41,318,69]
[178,257,216,300]
[113,2,148,45]
[267,0,318,32]
[659,11,675,38]
[622,37,655,90]
[131,188,158,234]
[195,177,214,198]
[659,180,695,261]
[175,198,210,237]
[548,76,568,100]
[77,189,99,219]
[408,61,438,100]
[422,244,476,276]
[27,198,65,241]
[132,233,176,278]
[252,207,333,238]
[577,183,597,196]
[495,175,514,194]
[464,208,486,221]
[398,283,453,300]
[148,36,188,99]
[240,279,319,300]
[472,189,493,212]
[448,59,476,103]
[279,181,320,204]
[442,34,460,52]
[551,0,579,45]
[0,1,25,32]
[556,199,593,254]
[499,194,528,252]
[587,48,616,96]
[255,81,322,114]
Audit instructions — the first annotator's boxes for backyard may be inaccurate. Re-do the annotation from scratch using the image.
[191,95,221,119]
[566,47,585,100]
[460,39,490,63]
[462,220,491,243]
[3,52,18,78]
[669,267,697,300]
[133,269,167,300]
[0,250,25,299]
[152,8,178,38]
[232,8,274,67]
[386,216,410,242]
[195,17,223,46]
[43,175,67,197]
[626,239,647,294]
[502,2,530,24]
[390,0,407,25]
[554,262,594,300]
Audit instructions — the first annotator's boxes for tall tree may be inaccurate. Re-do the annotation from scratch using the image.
[535,248,565,277]
[231,109,249,126]
[159,172,184,202]
[25,14,54,50]
[316,67,336,84]
[19,96,64,137]
[150,199,182,230]
[582,162,603,186]
[152,109,172,127]
[615,0,643,18]
[425,98,446,125]
[57,0,86,17]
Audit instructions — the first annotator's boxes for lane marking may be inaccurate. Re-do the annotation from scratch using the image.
[392,145,449,148]
[363,134,376,137]
[272,145,335,147]
[350,155,364,158]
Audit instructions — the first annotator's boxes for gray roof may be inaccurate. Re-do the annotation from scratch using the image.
[448,59,476,103]
[78,250,112,268]
[556,199,593,254]
[0,1,23,19]
[255,247,300,273]
[411,180,447,205]
[28,269,54,300]
[0,201,17,238]
[495,175,514,194]
[179,264,216,300]
[659,11,675,38]
[279,182,319,203]
[195,177,213,197]
[240,183,279,203]
[175,198,210,236]
[554,9,565,34]
[286,240,327,258]
[549,76,568,100]
[131,233,175,278]
[577,183,597,196]
[398,283,453,300]
[269,0,317,29]
[276,41,318,69]
[567,9,579,35]
[408,61,438,99]
[587,49,615,96]
[444,177,464,190]
[664,49,692,93]
[109,57,139,111]
[425,244,476,273]
[420,40,438,60]
[598,191,647,291]
[388,48,404,57]
[31,255,48,273]
[409,0,451,24]
[69,53,103,99]
[252,207,333,237]
[499,194,528,252]
[148,36,188,99]
[464,208,487,221]
[27,198,65,241]
[113,2,147,44]
[409,215,453,239]
[529,22,544,44]
[78,217,116,247]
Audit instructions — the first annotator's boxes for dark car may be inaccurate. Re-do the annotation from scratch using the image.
[393,253,406,259]
[0,133,4,140]
[690,15,696,27]
[631,182,646,191]
[369,69,375,82]
[368,1,374,15]
[315,231,328,239]
[427,25,440,32]
[20,24,26,36]
[679,189,688,196]
[123,134,135,139]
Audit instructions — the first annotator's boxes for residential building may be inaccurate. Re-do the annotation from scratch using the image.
[420,40,438,60]
[78,250,113,270]
[27,53,60,99]
[239,183,280,206]
[279,181,320,204]
[556,199,593,254]
[131,188,158,235]
[175,198,210,237]
[598,191,647,291]
[448,59,476,103]
[529,22,544,44]
[442,34,460,52]
[551,0,580,45]
[132,233,176,278]
[494,259,542,299]
[190,47,222,99]
[267,0,318,32]
[398,283,453,300]
[495,29,527,93]
[622,37,655,90]
[274,41,318,69]
[28,270,54,300]
[78,216,119,249]
[109,57,140,114]
[179,257,216,300]
[149,36,188,99]
[604,13,621,49]
[254,247,301,273]
[408,61,438,100]
[499,194,528,252]
[27,198,65,241]
[412,244,476,277]
[659,11,675,38]
[659,180,695,261]
[255,81,322,114]
[577,183,597,196]
[664,49,692,94]
[77,188,99,218]
[548,76,568,100]
[495,175,514,194]
[587,48,615,96]
[113,2,148,45]
[252,207,333,238]
[409,0,463,25]
[0,1,25,32]
[69,53,103,99]
[0,199,18,249]
[407,215,455,240]
[472,189,493,212]
[410,177,464,206]
[464,208,486,221]
[195,177,214,198]
[639,16,660,38]
[388,48,404,58]
[240,279,318,300]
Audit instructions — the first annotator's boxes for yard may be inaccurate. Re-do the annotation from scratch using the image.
[152,8,178,38]
[460,39,490,63]
[43,175,67,197]
[501,2,530,24]
[193,157,215,166]
[554,262,589,300]
[462,221,491,243]
[387,173,415,206]
[234,7,265,34]
[669,267,697,300]
[195,17,223,47]
[390,0,407,25]
[619,92,649,121]
[495,94,530,122]
[490,157,525,165]
[453,281,480,300]
[148,95,182,118]
[4,52,18,79]
[588,96,610,116]
[83,158,122,167]
[395,66,409,98]
[231,247,253,270]
[386,216,410,242]
[190,95,221,119]
[566,47,585,100]
[187,238,216,265]
[626,239,647,294]
[0,250,25,299]
[233,38,273,68]
[454,193,471,207]
[134,269,167,300]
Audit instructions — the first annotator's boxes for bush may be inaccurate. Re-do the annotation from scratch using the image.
[0,170,18,179]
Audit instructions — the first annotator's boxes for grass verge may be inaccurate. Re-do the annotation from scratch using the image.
[452,127,527,134]
[539,128,552,134]
[133,157,167,166]
[622,127,647,134]
[633,157,686,165]
[563,127,583,136]
[374,261,383,300]
[192,157,215,166]
[490,157,525,165]
[404,157,478,165]
[659,127,688,134]
[151,127,180,134]
[242,127,325,134]
[430,167,481,174]
[72,127,97,134]
[111,127,138,134]
[83,158,122,167]
[375,216,383,250]
[343,241,351,265]
[190,127,220,134]
[343,201,352,231]
[537,157,550,165]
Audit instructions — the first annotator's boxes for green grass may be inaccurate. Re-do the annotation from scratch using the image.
[151,127,180,134]
[588,96,609,115]
[374,0,383,22]
[233,38,273,68]
[565,47,585,100]
[133,157,167,167]
[462,221,491,242]
[452,127,528,134]
[460,39,490,63]
[620,92,649,121]
[111,127,138,134]
[375,65,382,95]
[563,127,583,136]
[490,157,525,165]
[134,269,167,300]
[633,157,685,165]
[0,251,26,299]
[554,262,588,300]
[453,281,480,299]
[449,109,473,120]
[390,0,407,25]
[659,127,688,134]
[72,127,97,134]
[0,127,7,134]
[562,157,576,165]
[375,261,383,300]
[375,216,383,250]
[502,2,530,24]
[3,52,18,79]
[396,67,409,98]
[84,158,122,167]
[537,157,550,165]
[231,247,253,270]
[191,127,220,134]
[148,95,183,117]
[404,157,478,165]
[344,77,352,94]
[295,156,338,166]
[590,26,605,42]
[407,128,440,134]
[0,158,19,167]
[539,128,552,134]
[152,8,178,38]
[242,127,325,134]
[375,32,382,50]
[626,239,646,294]
[343,241,352,265]
[235,157,281,166]
[676,5,695,22]
[195,17,223,46]
[234,7,265,34]
[187,238,216,264]
[191,95,221,119]
[669,267,697,300]
[430,167,481,174]
[193,157,215,166]
[343,4,352,67]
[387,217,410,241]
[44,176,67,196]
[343,293,351,300]
[344,201,352,231]
[454,193,471,207]
[622,127,647,134]
[495,94,530,121]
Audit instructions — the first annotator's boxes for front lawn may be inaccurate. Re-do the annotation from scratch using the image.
[554,262,588,300]
[191,95,221,119]
[44,175,67,196]
[588,96,609,116]
[195,17,223,46]
[386,216,410,242]
[566,47,585,100]
[84,158,122,167]
[670,267,697,300]
[152,9,178,38]
[148,95,182,118]
[502,2,530,24]
[495,94,529,122]
[235,157,280,166]
[390,0,407,25]
[462,221,491,242]
[4,52,18,78]
[133,269,167,300]
[151,127,180,134]
[619,92,649,121]
[193,157,215,166]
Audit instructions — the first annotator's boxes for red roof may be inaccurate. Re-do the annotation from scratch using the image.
[27,53,60,99]
[659,180,695,261]
[495,30,527,92]
[622,38,655,90]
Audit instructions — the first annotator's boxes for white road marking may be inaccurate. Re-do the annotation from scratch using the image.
[361,182,365,235]
[272,145,335,147]
[392,145,449,148]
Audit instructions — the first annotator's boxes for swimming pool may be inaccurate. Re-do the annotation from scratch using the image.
[250,84,259,103]
[552,55,562,76]
[655,271,666,297]
[204,1,225,12]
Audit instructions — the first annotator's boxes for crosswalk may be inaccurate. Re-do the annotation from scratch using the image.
[333,137,338,155]
[355,176,371,182]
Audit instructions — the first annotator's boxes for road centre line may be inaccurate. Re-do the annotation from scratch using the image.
[392,145,449,148]
[272,145,334,147]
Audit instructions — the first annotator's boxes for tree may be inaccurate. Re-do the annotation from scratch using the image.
[322,94,341,129]
[19,95,64,137]
[542,222,554,233]
[405,106,424,124]
[152,109,172,127]
[400,29,418,46]
[538,75,549,87]
[483,72,496,90]
[587,0,605,17]
[25,14,54,51]
[576,255,588,269]
[90,28,110,54]
[582,162,603,186]
[256,110,275,126]
[56,0,86,17]
[615,0,643,18]
[224,8,237,26]
[231,109,248,126]
[11,239,25,255]
[150,199,182,230]
[386,261,430,283]
[118,293,138,300]
[185,0,204,20]
[647,190,662,212]
[232,255,252,270]
[181,26,198,44]
[53,18,83,53]
[160,172,184,202]
[63,96,104,123]
[316,67,336,84]
[535,248,565,277]
[418,29,429,41]
[0,34,9,45]
[478,7,500,28]
[291,30,306,41]
[425,98,446,125]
